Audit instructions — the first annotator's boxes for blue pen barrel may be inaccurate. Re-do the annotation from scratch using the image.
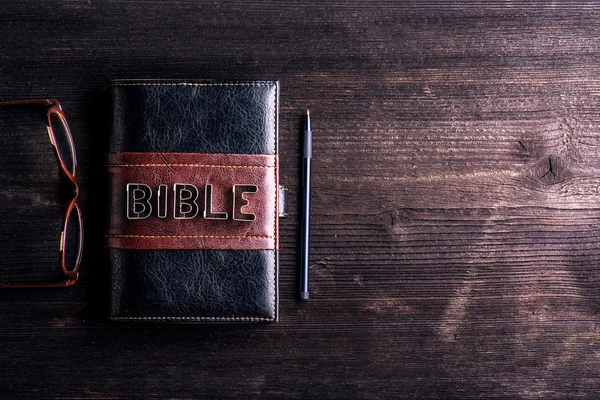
[300,157,311,299]
[300,111,312,300]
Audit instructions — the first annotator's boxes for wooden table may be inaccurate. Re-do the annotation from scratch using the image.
[0,1,599,398]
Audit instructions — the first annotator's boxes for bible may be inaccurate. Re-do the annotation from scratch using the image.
[106,80,279,322]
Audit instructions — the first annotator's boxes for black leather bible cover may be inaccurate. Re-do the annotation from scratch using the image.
[107,80,279,322]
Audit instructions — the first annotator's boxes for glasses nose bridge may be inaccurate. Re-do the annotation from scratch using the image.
[59,175,79,204]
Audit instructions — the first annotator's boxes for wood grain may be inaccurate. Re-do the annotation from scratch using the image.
[0,1,599,398]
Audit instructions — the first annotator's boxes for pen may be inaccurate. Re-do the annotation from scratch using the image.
[300,110,312,300]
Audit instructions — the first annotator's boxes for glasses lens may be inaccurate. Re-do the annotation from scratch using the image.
[63,205,83,274]
[50,112,76,176]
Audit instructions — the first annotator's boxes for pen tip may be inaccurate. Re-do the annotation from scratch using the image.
[306,109,310,115]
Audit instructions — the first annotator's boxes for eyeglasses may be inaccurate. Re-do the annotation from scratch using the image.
[0,99,83,288]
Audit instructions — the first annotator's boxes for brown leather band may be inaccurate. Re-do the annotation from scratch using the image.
[106,152,278,250]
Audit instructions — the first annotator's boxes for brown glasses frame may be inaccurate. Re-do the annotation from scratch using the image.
[0,99,83,288]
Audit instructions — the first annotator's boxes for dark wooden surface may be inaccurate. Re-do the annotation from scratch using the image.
[1,1,600,398]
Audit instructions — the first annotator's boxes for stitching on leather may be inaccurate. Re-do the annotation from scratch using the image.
[107,234,273,239]
[112,82,274,87]
[107,164,274,168]
[273,83,278,321]
[109,316,274,322]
